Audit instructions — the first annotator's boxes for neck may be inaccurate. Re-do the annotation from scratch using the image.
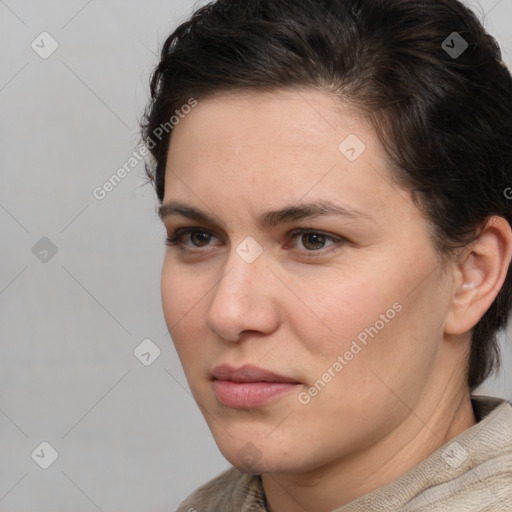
[261,386,476,512]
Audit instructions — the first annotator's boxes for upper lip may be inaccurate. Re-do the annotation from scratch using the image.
[211,364,299,383]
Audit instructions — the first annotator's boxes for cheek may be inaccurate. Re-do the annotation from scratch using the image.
[317,269,444,408]
[288,251,438,388]
[161,261,207,357]
[161,264,183,328]
[288,268,385,362]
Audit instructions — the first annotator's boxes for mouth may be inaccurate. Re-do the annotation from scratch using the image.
[211,364,302,408]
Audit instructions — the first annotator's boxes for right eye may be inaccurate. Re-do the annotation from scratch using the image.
[165,227,221,250]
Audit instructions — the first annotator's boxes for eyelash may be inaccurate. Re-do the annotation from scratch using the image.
[165,227,346,256]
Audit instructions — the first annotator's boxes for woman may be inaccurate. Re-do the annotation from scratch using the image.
[141,0,512,510]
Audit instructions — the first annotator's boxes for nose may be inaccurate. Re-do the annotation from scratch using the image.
[205,249,280,343]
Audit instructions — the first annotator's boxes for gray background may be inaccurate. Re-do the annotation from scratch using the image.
[0,1,511,511]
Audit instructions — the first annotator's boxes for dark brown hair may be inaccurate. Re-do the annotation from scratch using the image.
[141,0,512,390]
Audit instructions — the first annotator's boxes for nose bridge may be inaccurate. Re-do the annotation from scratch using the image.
[214,241,267,304]
[206,239,277,340]
[219,231,266,284]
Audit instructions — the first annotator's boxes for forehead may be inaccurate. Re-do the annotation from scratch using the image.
[163,89,407,225]
[168,89,370,152]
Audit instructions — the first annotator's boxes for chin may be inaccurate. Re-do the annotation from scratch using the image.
[228,454,289,475]
[216,437,307,475]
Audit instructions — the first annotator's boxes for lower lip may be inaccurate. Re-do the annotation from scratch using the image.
[213,380,300,408]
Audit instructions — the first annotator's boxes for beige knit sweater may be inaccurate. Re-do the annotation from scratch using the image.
[176,396,512,511]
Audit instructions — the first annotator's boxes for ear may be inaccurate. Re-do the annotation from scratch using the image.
[444,216,512,336]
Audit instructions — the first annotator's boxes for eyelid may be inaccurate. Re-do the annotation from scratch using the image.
[287,227,343,242]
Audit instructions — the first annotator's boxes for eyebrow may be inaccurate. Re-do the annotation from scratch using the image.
[158,200,371,227]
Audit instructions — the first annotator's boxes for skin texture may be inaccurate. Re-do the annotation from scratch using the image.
[159,89,512,512]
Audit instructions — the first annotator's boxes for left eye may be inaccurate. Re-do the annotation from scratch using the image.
[289,230,339,251]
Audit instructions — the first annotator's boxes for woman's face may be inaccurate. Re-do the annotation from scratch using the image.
[160,89,457,474]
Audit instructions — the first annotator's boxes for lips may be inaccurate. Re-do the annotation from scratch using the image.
[211,364,301,408]
[211,364,299,383]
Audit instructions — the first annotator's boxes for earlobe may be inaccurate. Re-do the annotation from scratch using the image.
[444,216,512,336]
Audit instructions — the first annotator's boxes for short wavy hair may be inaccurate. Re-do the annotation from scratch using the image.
[141,0,512,389]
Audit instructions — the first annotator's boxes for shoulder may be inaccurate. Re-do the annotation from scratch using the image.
[338,396,512,511]
[175,466,266,512]
[408,397,512,511]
